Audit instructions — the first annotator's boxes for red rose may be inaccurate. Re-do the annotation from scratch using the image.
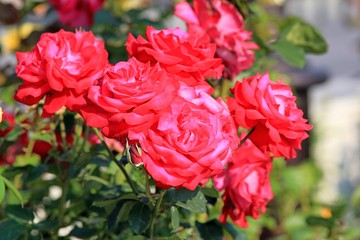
[80,58,179,140]
[175,0,258,79]
[213,139,273,228]
[227,73,312,159]
[15,29,108,117]
[125,26,223,86]
[48,0,104,28]
[130,85,239,190]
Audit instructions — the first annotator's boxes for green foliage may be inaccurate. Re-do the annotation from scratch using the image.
[270,38,306,68]
[196,220,223,240]
[0,176,5,204]
[170,206,180,231]
[0,175,24,207]
[246,2,328,70]
[281,17,328,54]
[128,202,151,234]
[0,219,27,240]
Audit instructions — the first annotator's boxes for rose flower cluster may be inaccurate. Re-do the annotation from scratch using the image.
[13,0,312,229]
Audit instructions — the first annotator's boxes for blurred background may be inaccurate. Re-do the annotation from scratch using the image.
[286,0,360,205]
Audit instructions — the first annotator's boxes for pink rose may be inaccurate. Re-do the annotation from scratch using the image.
[227,73,312,159]
[130,85,239,190]
[175,0,258,79]
[213,139,273,228]
[80,58,179,140]
[48,0,104,28]
[15,29,109,117]
[125,26,223,86]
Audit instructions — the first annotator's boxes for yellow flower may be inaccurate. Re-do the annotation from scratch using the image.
[320,207,332,219]
[0,22,42,53]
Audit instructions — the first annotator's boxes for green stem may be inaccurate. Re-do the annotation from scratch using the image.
[143,168,155,205]
[24,137,36,158]
[58,113,68,151]
[220,79,231,100]
[25,107,41,158]
[56,178,69,236]
[239,127,255,146]
[51,163,70,240]
[73,124,89,160]
[149,189,166,239]
[92,128,138,194]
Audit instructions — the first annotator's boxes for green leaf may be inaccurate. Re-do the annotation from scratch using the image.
[108,202,123,230]
[5,127,24,142]
[83,175,110,186]
[306,216,335,229]
[119,228,135,239]
[128,202,151,234]
[34,219,58,231]
[283,20,328,54]
[0,176,23,207]
[0,120,10,131]
[30,131,53,144]
[0,176,5,204]
[5,205,34,223]
[170,206,180,231]
[165,188,199,202]
[92,193,138,208]
[165,187,207,213]
[118,201,137,222]
[14,154,41,167]
[0,219,26,240]
[24,165,48,183]
[201,187,219,198]
[270,38,306,68]
[70,226,97,238]
[196,220,223,240]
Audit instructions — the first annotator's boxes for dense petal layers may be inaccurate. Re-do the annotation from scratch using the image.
[175,0,258,79]
[80,58,179,140]
[126,26,223,86]
[227,73,313,159]
[131,85,239,190]
[15,29,108,117]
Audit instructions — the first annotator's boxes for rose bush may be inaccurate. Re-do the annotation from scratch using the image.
[0,0,329,238]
